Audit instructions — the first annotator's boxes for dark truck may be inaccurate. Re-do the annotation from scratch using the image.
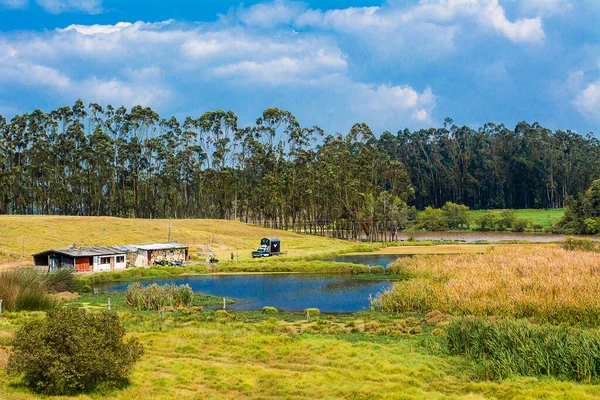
[252,238,281,258]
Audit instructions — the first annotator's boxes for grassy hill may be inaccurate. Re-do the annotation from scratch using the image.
[0,216,350,265]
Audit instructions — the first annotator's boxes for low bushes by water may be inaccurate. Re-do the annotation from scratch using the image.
[0,268,75,311]
[446,318,600,382]
[562,236,597,252]
[125,282,194,311]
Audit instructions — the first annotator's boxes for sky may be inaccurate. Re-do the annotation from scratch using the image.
[0,0,598,135]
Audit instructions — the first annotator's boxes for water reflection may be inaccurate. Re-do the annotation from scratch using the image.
[98,274,393,313]
[327,254,411,267]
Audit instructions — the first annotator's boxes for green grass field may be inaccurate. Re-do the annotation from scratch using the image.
[469,208,564,228]
[1,294,600,399]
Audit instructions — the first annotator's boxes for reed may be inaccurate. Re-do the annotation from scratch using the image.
[0,268,73,311]
[378,246,600,325]
[125,282,194,311]
[446,317,600,381]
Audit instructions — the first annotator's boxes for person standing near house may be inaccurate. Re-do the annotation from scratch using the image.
[230,252,234,261]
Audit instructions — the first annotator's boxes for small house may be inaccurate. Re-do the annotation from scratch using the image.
[126,243,189,267]
[33,246,127,272]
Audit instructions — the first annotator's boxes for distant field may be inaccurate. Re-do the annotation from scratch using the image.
[469,208,564,228]
[0,216,355,265]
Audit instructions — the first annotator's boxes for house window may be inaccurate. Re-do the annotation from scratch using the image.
[100,257,111,264]
[116,256,125,263]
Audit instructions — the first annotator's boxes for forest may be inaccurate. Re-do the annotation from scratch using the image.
[0,100,598,232]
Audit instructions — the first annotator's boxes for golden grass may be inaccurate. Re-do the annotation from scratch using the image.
[0,216,357,265]
[347,244,494,255]
[379,246,600,325]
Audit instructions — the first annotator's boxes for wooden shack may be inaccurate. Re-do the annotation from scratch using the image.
[127,243,189,267]
[33,246,127,272]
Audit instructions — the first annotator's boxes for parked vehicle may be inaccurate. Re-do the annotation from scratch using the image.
[252,238,281,258]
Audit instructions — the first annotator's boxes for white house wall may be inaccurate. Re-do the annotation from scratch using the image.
[92,254,127,272]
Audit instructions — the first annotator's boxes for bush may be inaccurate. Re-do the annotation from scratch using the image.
[413,207,448,231]
[7,308,143,395]
[304,308,320,315]
[370,266,385,274]
[497,210,516,229]
[474,213,497,230]
[584,218,600,234]
[125,282,194,311]
[512,218,528,232]
[262,306,278,313]
[562,236,596,252]
[446,318,600,381]
[442,202,470,230]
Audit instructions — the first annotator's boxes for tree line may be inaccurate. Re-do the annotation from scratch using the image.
[0,101,598,234]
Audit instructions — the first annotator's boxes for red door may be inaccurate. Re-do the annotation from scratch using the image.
[75,257,90,272]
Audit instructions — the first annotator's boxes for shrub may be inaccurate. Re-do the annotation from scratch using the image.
[446,318,600,381]
[497,210,516,229]
[512,218,529,232]
[562,236,596,252]
[125,282,194,311]
[262,306,278,313]
[413,207,448,231]
[7,308,143,395]
[584,218,600,234]
[304,308,320,315]
[442,202,470,230]
[370,266,385,274]
[474,213,497,230]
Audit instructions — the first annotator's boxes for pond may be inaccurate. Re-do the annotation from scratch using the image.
[97,274,393,313]
[327,254,410,268]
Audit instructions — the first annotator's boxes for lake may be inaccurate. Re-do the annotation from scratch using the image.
[327,254,409,268]
[98,274,393,313]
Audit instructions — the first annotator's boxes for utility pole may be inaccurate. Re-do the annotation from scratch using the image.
[100,225,106,245]
[168,217,171,242]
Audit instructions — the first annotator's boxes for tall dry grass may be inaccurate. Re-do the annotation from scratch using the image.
[0,268,74,311]
[378,246,600,325]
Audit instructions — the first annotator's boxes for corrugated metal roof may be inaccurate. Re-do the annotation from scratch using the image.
[33,246,125,257]
[128,243,189,251]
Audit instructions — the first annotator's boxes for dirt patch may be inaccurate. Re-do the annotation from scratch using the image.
[0,348,10,369]
[51,292,79,302]
[422,310,453,324]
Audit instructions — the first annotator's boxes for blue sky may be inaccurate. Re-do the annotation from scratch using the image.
[0,0,598,135]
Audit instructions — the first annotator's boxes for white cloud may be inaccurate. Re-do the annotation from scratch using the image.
[62,22,132,35]
[237,0,306,28]
[35,0,102,14]
[520,0,573,16]
[357,84,436,125]
[0,9,439,130]
[317,0,544,44]
[0,0,27,9]
[574,80,600,120]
